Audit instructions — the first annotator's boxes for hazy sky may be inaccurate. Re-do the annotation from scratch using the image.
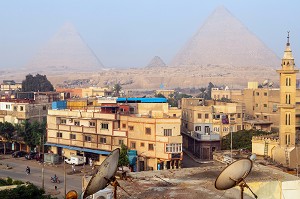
[0,0,299,69]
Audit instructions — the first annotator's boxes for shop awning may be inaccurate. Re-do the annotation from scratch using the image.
[44,143,111,155]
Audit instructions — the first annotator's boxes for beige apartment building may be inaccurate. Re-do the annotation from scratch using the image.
[46,98,183,171]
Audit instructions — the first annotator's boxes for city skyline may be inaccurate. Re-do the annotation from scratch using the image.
[0,0,300,69]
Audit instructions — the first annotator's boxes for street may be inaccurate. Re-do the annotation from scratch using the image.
[0,155,82,198]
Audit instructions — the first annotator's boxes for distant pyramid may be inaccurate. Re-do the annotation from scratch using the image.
[170,6,280,68]
[146,56,167,68]
[26,22,104,71]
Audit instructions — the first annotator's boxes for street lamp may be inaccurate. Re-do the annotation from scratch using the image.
[63,150,66,197]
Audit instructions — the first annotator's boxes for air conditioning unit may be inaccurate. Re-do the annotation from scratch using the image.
[91,188,113,199]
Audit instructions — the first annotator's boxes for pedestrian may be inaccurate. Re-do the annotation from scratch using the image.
[72,164,75,173]
[89,158,93,167]
[26,166,30,175]
[54,185,57,190]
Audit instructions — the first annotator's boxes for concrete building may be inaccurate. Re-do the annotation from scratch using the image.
[46,98,183,171]
[155,90,175,98]
[181,98,244,160]
[211,87,242,101]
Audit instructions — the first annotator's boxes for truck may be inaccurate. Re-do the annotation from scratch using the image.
[65,155,86,165]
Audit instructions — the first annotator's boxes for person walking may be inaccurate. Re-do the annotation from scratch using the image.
[26,166,30,175]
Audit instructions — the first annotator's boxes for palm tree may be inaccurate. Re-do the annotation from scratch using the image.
[0,122,15,154]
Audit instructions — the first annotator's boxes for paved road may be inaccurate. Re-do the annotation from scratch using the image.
[0,155,83,198]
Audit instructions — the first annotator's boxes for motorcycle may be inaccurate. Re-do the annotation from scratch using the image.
[50,176,60,183]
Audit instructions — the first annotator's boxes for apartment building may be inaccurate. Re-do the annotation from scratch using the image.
[46,97,183,171]
[181,98,243,160]
[0,80,22,99]
[0,99,50,124]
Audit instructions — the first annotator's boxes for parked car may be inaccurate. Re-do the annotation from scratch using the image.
[12,151,27,158]
[25,152,37,160]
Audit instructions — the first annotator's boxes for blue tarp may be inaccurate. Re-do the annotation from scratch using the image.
[52,101,67,110]
[44,143,110,155]
[128,150,137,166]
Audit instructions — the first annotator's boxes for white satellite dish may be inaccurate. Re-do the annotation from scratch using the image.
[268,82,274,87]
[83,148,120,199]
[262,80,269,86]
[215,158,257,199]
[249,154,256,161]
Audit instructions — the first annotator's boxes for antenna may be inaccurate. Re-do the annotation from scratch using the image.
[215,158,258,199]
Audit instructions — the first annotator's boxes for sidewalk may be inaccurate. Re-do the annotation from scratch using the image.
[183,148,214,164]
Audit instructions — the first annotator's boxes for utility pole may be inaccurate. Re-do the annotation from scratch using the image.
[63,151,66,197]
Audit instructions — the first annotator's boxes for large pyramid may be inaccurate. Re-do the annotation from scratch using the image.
[146,56,167,68]
[170,6,280,68]
[26,23,104,71]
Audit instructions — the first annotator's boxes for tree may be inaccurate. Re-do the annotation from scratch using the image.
[221,129,275,151]
[118,144,129,171]
[154,93,166,98]
[113,83,122,97]
[0,122,15,154]
[22,74,54,92]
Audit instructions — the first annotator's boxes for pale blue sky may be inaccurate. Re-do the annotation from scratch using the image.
[0,0,299,69]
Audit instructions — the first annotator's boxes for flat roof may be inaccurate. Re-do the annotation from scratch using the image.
[117,97,167,103]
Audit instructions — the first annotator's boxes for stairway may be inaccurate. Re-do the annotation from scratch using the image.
[264,142,269,156]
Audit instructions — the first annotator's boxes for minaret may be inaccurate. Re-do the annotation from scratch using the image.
[277,32,299,146]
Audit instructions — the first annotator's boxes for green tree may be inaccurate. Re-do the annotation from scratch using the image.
[22,74,54,92]
[154,93,166,98]
[0,182,56,199]
[0,122,15,154]
[221,129,275,151]
[118,144,129,171]
[113,83,122,97]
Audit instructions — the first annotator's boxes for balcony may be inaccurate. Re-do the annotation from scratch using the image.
[83,126,96,134]
[71,125,83,132]
[113,130,126,137]
[168,135,182,144]
[58,125,70,131]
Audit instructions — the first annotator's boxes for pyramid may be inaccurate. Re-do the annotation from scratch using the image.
[26,23,104,71]
[170,6,280,68]
[146,56,167,68]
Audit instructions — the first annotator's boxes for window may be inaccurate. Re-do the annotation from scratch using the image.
[84,135,91,142]
[264,116,268,119]
[89,121,96,127]
[173,114,176,117]
[264,104,267,108]
[128,126,134,131]
[74,121,80,126]
[286,134,291,145]
[70,134,76,140]
[256,104,258,107]
[205,114,209,119]
[129,107,135,114]
[286,94,291,104]
[20,106,24,111]
[122,123,126,128]
[198,113,202,119]
[14,106,17,111]
[164,129,172,136]
[195,126,201,131]
[237,113,241,118]
[273,104,278,112]
[43,106,46,110]
[130,142,136,149]
[256,92,259,96]
[286,77,291,86]
[101,123,109,129]
[118,139,124,145]
[285,113,291,125]
[148,143,154,151]
[6,104,10,109]
[56,132,62,138]
[166,143,182,153]
[264,92,268,96]
[140,142,145,147]
[145,128,151,135]
[61,119,66,124]
[99,137,106,144]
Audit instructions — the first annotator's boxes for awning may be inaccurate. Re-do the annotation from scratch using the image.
[44,143,110,155]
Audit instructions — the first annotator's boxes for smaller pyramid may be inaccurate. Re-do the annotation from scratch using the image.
[146,56,167,68]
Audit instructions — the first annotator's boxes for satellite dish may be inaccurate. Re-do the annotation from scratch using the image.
[249,153,256,161]
[215,158,257,198]
[262,80,269,86]
[268,82,274,87]
[83,148,120,199]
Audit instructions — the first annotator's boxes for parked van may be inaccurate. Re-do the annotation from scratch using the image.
[65,155,86,165]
